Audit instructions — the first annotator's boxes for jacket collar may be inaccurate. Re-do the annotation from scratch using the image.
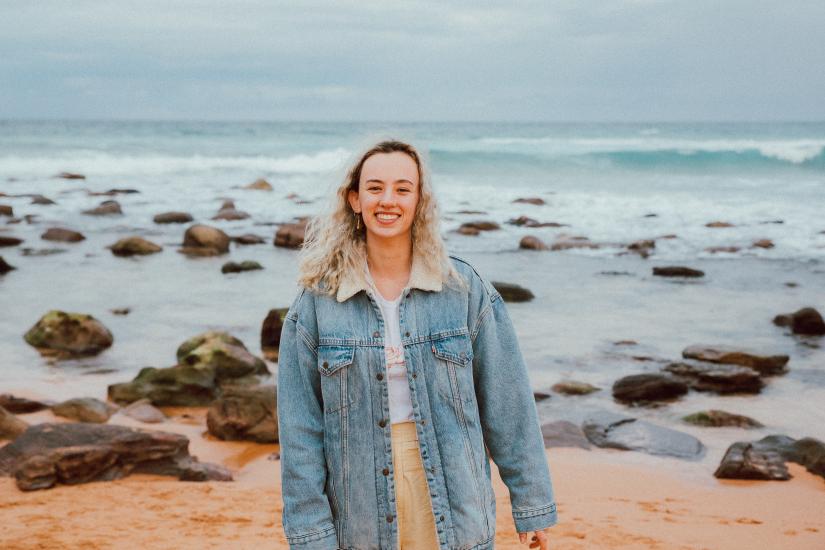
[336,249,443,302]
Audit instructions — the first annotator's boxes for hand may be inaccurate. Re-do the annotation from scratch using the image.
[518,528,550,549]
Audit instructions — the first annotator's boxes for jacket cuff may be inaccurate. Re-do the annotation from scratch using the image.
[286,524,338,550]
[513,502,558,533]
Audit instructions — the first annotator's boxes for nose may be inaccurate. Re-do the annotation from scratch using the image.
[378,188,397,206]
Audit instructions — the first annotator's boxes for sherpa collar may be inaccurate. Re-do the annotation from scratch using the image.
[335,249,442,302]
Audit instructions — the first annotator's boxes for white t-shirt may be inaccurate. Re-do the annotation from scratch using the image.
[365,270,415,424]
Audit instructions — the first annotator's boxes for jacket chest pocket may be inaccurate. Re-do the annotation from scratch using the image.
[431,333,476,405]
[317,345,358,414]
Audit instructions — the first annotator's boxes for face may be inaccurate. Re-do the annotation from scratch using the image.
[347,151,420,245]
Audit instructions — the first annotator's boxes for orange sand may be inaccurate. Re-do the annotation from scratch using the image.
[1,410,823,549]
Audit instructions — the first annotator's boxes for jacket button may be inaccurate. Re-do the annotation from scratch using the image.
[386,514,394,523]
[382,468,389,476]
[376,373,383,381]
[322,361,328,368]
[412,372,417,379]
[440,515,445,521]
[404,331,410,337]
[420,419,426,425]
[378,419,387,428]
[373,330,380,338]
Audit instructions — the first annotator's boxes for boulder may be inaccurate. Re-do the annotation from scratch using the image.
[519,236,549,251]
[82,200,122,216]
[681,345,789,375]
[682,410,763,428]
[212,202,250,221]
[232,233,266,245]
[652,266,704,278]
[541,420,591,449]
[583,411,705,459]
[56,172,85,179]
[627,240,656,258]
[456,225,480,236]
[23,310,114,359]
[244,178,273,191]
[31,194,56,205]
[274,219,308,249]
[261,307,289,361]
[221,260,263,274]
[752,239,774,249]
[121,398,166,423]
[109,236,163,257]
[663,361,764,394]
[207,385,278,443]
[512,197,545,205]
[52,398,118,424]
[108,364,217,407]
[181,224,230,256]
[0,394,51,414]
[1,406,28,440]
[21,248,67,257]
[176,331,269,379]
[713,434,825,481]
[551,380,600,396]
[0,236,23,247]
[706,221,734,228]
[491,281,534,302]
[87,188,139,197]
[0,423,232,491]
[41,227,85,242]
[705,246,740,254]
[153,211,193,224]
[458,221,500,232]
[0,204,12,216]
[0,256,15,274]
[550,235,598,251]
[773,307,825,336]
[612,373,688,404]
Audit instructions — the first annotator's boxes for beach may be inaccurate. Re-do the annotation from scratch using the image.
[1,121,824,548]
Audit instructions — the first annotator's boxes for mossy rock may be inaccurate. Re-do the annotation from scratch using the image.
[552,380,600,396]
[23,310,113,358]
[176,331,268,380]
[682,410,764,428]
[108,364,217,406]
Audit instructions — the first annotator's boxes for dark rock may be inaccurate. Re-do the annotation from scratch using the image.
[221,260,263,274]
[456,225,480,236]
[87,188,139,196]
[612,373,688,404]
[752,239,774,249]
[0,423,231,490]
[110,307,131,315]
[682,409,763,428]
[176,331,269,379]
[41,227,85,242]
[551,235,598,251]
[0,236,23,247]
[458,221,500,233]
[453,210,487,215]
[153,211,193,224]
[519,235,548,251]
[714,440,790,480]
[541,420,591,449]
[533,391,551,401]
[108,365,217,406]
[613,340,638,346]
[681,345,789,375]
[0,394,51,414]
[181,224,230,255]
[244,178,273,191]
[0,204,12,216]
[56,172,85,180]
[552,380,600,395]
[52,398,118,424]
[583,411,705,459]
[773,307,825,336]
[274,219,308,249]
[1,406,29,439]
[706,221,734,228]
[491,281,534,302]
[652,266,704,278]
[627,240,656,259]
[261,308,289,361]
[212,201,250,221]
[31,195,56,205]
[705,246,740,254]
[121,398,166,423]
[507,217,567,227]
[82,200,122,216]
[512,197,545,205]
[20,247,67,257]
[0,256,15,274]
[207,385,277,443]
[663,361,764,394]
[109,236,163,256]
[23,310,114,359]
[232,233,266,245]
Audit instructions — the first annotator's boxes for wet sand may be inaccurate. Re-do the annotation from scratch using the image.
[1,411,823,550]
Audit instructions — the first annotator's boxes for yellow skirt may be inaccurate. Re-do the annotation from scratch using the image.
[391,421,440,550]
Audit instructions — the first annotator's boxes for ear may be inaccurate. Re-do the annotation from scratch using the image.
[347,188,360,214]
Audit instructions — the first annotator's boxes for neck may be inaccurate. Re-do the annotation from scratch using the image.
[365,234,413,280]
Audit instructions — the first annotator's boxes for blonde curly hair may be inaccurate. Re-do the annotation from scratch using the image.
[298,138,464,295]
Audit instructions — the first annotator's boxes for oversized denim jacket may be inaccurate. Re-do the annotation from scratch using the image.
[277,254,557,550]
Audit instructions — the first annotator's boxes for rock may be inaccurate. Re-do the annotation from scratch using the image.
[752,239,774,249]
[714,439,790,480]
[519,236,548,251]
[109,236,163,256]
[244,178,273,191]
[541,421,591,449]
[274,219,308,249]
[458,221,500,232]
[41,227,85,242]
[706,221,734,228]
[652,266,704,278]
[221,260,263,274]
[583,411,705,459]
[110,307,130,315]
[512,197,545,205]
[207,385,278,443]
[121,398,166,423]
[552,380,600,395]
[153,211,193,224]
[181,224,230,255]
[212,203,250,221]
[533,391,551,401]
[82,200,122,216]
[0,236,23,247]
[176,331,269,380]
[682,410,763,428]
[87,188,139,197]
[0,204,12,216]
[52,398,118,424]
[453,209,487,215]
[491,281,534,302]
[773,307,825,336]
[232,233,266,245]
[261,308,289,361]
[0,423,232,490]
[550,235,598,251]
[663,361,764,394]
[627,240,655,258]
[681,345,789,375]
[0,256,15,274]
[0,394,51,414]
[705,246,740,254]
[507,216,567,227]
[613,340,638,346]
[20,247,66,256]
[456,225,480,236]
[56,172,85,179]
[612,374,688,404]
[31,194,56,205]
[108,365,217,406]
[23,310,114,359]
[1,406,29,440]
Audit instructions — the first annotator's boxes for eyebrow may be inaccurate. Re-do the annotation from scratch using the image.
[365,178,414,185]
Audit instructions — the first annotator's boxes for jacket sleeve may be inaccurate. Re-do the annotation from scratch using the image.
[470,282,558,534]
[277,289,339,550]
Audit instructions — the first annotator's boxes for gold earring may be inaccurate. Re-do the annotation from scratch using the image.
[355,213,361,230]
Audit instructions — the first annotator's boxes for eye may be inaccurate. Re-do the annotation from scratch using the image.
[398,188,411,194]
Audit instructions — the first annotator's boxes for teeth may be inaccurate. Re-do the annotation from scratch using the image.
[377,213,400,220]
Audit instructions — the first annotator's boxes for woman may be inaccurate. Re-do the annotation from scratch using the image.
[278,139,557,550]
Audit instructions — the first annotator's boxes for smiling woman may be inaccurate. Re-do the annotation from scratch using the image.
[277,139,558,550]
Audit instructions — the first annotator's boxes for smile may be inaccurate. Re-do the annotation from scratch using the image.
[376,213,401,223]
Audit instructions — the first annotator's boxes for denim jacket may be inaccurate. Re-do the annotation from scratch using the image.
[277,254,557,550]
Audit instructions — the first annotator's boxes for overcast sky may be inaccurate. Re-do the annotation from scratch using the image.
[1,0,823,122]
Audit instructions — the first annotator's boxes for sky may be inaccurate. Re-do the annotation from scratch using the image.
[1,0,824,122]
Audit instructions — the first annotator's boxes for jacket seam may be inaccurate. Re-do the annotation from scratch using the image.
[285,523,336,543]
[294,320,318,356]
[512,502,557,518]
